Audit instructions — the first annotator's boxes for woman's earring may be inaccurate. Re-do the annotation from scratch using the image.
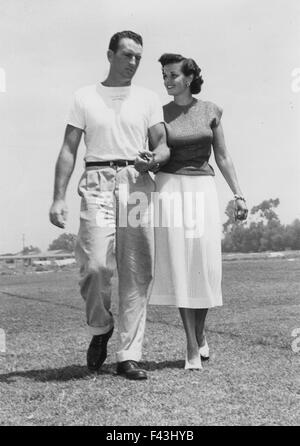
[186,82,190,87]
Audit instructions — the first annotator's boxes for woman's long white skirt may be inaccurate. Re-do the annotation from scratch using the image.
[149,172,223,308]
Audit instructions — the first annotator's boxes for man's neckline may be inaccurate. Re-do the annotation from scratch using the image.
[99,81,132,89]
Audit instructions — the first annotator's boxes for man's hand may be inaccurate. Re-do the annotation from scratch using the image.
[134,150,154,173]
[49,199,68,228]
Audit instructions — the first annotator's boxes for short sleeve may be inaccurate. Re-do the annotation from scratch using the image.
[209,102,223,128]
[67,90,86,130]
[148,92,164,128]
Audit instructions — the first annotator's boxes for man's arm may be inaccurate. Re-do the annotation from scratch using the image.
[135,123,170,172]
[49,124,83,228]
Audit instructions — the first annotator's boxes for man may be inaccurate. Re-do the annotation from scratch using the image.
[49,31,169,380]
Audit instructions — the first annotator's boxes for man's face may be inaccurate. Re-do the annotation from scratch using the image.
[108,38,143,81]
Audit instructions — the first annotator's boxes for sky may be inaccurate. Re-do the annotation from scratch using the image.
[0,0,299,254]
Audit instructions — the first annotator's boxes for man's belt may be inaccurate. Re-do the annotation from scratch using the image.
[85,160,135,168]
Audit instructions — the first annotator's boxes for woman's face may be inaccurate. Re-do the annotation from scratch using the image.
[162,62,193,96]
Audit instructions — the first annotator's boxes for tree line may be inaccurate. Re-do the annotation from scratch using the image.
[222,198,300,252]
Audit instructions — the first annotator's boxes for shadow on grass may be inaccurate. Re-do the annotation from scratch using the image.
[142,359,184,371]
[0,360,183,383]
[0,364,96,383]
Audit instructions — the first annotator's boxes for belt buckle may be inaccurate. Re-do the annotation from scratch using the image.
[116,160,128,167]
[109,160,129,167]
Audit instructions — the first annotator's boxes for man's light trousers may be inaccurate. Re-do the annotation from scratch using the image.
[75,165,155,362]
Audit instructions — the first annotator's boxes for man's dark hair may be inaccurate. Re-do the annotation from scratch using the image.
[158,53,204,94]
[109,31,143,53]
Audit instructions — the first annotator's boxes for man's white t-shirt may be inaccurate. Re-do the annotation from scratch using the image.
[68,83,163,162]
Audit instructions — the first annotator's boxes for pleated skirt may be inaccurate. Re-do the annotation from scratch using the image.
[149,172,223,308]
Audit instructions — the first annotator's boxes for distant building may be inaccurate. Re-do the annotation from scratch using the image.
[0,250,76,270]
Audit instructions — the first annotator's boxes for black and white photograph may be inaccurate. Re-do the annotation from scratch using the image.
[0,0,299,427]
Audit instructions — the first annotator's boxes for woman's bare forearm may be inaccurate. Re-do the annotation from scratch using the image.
[148,123,171,166]
[215,154,243,196]
[212,123,244,197]
[152,143,170,165]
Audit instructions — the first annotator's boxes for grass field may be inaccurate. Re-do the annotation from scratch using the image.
[0,258,299,426]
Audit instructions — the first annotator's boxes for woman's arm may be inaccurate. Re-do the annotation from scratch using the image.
[135,123,170,172]
[212,123,243,195]
[212,122,248,220]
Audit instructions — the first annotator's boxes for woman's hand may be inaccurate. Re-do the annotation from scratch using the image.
[235,199,248,221]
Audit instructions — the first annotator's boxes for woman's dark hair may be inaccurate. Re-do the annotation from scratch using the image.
[109,31,143,53]
[158,53,204,94]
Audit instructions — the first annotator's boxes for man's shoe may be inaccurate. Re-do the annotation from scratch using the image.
[87,327,114,372]
[116,360,147,380]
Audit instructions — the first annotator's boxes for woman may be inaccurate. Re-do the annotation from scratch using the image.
[135,53,248,370]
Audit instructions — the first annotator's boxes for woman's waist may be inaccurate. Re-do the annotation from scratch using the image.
[160,160,215,176]
[169,144,211,159]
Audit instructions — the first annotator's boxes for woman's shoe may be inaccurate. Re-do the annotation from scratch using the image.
[199,338,209,361]
[184,353,203,370]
